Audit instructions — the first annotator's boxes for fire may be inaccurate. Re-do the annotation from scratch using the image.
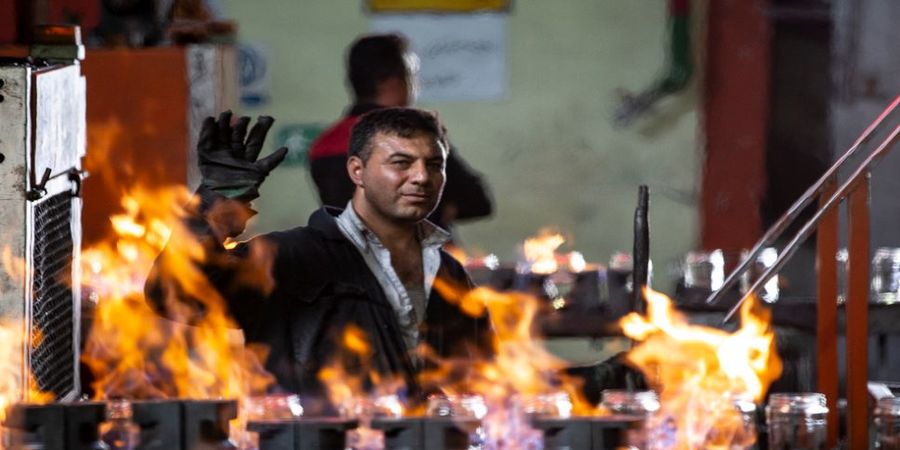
[428,280,595,448]
[523,230,565,274]
[318,325,405,449]
[0,321,54,423]
[521,229,589,274]
[80,186,275,402]
[0,248,55,417]
[620,288,782,449]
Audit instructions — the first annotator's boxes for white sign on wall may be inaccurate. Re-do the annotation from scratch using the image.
[370,13,507,102]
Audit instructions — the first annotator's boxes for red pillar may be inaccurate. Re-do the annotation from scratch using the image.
[701,0,771,249]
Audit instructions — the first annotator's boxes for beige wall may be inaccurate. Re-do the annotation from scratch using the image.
[222,0,702,290]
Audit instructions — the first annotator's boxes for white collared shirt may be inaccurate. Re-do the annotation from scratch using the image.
[335,202,450,352]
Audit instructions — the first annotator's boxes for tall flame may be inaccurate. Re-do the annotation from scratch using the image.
[80,186,275,401]
[429,280,595,448]
[621,288,782,448]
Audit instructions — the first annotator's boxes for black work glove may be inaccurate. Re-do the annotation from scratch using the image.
[198,111,288,202]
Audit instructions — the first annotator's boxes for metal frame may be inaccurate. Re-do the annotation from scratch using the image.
[706,95,900,449]
[0,61,85,402]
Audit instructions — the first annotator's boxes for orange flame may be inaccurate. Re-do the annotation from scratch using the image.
[317,325,405,449]
[80,186,275,402]
[428,279,595,447]
[0,248,56,413]
[0,320,54,422]
[621,288,782,448]
[523,230,565,274]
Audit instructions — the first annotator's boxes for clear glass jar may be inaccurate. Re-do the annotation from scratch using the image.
[875,397,900,449]
[682,250,727,291]
[244,393,304,421]
[700,396,758,450]
[742,247,780,303]
[601,390,659,449]
[765,392,828,450]
[101,399,140,450]
[342,395,404,450]
[601,389,660,416]
[426,394,487,450]
[520,392,573,418]
[872,248,900,304]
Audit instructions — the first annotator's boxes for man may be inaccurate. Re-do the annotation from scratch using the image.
[147,108,490,411]
[309,33,492,232]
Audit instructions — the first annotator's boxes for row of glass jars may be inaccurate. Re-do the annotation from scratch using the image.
[601,390,900,450]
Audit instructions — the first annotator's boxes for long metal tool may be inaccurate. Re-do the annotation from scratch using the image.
[632,185,650,314]
[722,120,900,322]
[705,96,900,307]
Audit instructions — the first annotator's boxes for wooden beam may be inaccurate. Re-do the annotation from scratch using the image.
[846,178,870,449]
[815,179,839,447]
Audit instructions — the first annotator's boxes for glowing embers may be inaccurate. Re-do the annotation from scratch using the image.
[620,288,782,449]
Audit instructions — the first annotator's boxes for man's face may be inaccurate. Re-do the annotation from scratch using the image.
[350,131,446,224]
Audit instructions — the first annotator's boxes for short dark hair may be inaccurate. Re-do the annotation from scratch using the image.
[349,107,447,162]
[347,33,411,101]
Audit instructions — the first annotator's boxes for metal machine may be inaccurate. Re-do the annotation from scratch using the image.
[0,26,86,401]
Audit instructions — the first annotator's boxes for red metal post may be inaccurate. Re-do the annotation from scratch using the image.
[700,0,770,250]
[846,178,870,449]
[816,180,839,447]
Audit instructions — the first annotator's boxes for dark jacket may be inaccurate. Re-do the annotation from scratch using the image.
[146,191,490,411]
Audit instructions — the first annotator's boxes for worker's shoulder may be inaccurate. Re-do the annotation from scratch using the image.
[309,115,360,160]
[260,210,345,255]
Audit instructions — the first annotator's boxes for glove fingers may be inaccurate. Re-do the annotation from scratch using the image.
[231,116,251,158]
[197,116,218,154]
[244,116,275,162]
[256,147,288,175]
[216,110,233,147]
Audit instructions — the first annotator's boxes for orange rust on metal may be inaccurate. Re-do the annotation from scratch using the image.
[846,179,870,450]
[33,25,81,45]
[815,179,839,448]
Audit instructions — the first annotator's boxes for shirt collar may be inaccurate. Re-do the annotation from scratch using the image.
[336,202,451,252]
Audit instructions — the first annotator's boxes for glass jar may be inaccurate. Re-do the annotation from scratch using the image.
[765,393,828,450]
[244,393,304,421]
[426,394,487,450]
[426,393,487,419]
[101,399,140,450]
[682,250,727,291]
[601,390,659,449]
[872,248,900,304]
[742,247,780,303]
[520,392,573,418]
[701,396,758,450]
[875,397,900,449]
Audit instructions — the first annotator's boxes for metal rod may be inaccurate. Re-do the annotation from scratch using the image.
[706,95,900,305]
[633,185,650,314]
[846,179,870,450]
[722,121,900,322]
[815,179,839,448]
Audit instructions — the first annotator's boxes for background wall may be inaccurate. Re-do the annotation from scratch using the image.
[222,0,702,290]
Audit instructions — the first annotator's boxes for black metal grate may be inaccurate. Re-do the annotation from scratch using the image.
[30,191,75,398]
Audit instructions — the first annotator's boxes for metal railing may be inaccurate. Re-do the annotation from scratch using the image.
[704,95,900,449]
